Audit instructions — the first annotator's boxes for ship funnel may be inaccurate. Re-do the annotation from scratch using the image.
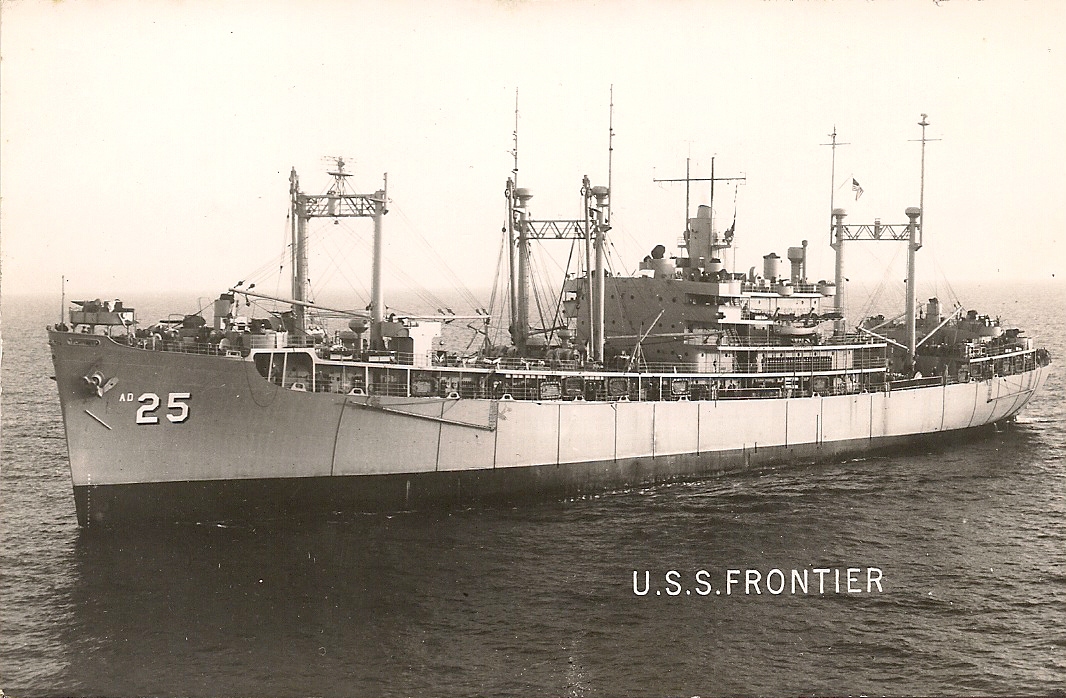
[927,297,941,324]
[787,241,807,284]
[213,292,235,331]
[763,253,781,282]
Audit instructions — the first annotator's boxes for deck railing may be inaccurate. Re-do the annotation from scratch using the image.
[111,331,1042,398]
[132,337,890,374]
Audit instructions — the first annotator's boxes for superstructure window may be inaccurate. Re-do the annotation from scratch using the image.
[254,353,271,378]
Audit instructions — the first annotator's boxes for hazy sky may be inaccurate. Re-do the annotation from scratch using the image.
[2,0,1063,313]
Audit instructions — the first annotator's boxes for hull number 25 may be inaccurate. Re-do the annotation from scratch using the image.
[134,392,191,425]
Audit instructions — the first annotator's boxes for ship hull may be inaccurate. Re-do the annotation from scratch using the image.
[50,332,1051,526]
[71,426,1007,525]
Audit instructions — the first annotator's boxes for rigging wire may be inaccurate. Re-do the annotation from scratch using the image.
[230,194,490,323]
[315,219,371,299]
[927,247,962,308]
[480,217,511,351]
[604,225,636,277]
[275,210,288,305]
[330,220,451,313]
[484,228,508,350]
[852,243,906,322]
[232,207,294,288]
[605,219,644,275]
[544,240,578,343]
[486,237,504,317]
[391,206,487,312]
[527,246,550,335]
[529,238,578,340]
[307,225,371,307]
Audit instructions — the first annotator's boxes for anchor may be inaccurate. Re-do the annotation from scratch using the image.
[83,370,117,398]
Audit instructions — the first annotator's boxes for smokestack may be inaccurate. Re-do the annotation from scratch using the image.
[787,245,805,284]
[213,292,235,331]
[762,253,781,282]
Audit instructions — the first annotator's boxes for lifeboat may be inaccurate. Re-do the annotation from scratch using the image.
[773,322,818,336]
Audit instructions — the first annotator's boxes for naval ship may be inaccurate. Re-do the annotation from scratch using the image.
[47,119,1052,526]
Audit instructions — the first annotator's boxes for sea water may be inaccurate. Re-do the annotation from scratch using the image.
[2,283,1064,696]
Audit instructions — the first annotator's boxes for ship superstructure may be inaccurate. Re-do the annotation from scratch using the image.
[47,118,1051,526]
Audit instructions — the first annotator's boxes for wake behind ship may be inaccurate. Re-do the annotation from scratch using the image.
[47,118,1052,526]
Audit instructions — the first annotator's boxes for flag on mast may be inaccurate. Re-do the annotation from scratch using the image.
[852,178,864,200]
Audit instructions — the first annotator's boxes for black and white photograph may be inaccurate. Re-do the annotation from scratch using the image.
[1,0,1063,695]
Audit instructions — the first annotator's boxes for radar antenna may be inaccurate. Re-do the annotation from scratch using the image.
[654,156,746,245]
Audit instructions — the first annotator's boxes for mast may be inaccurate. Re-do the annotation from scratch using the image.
[905,113,936,365]
[582,177,594,353]
[606,85,614,228]
[823,126,850,334]
[592,185,609,362]
[289,167,307,333]
[685,158,691,232]
[916,114,933,242]
[831,207,847,334]
[507,91,520,348]
[829,128,836,222]
[593,88,616,361]
[586,89,614,359]
[505,89,614,358]
[505,180,519,346]
[290,158,387,341]
[905,206,922,364]
[822,126,849,236]
[709,156,715,232]
[370,174,387,348]
[514,181,597,358]
[514,187,532,354]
